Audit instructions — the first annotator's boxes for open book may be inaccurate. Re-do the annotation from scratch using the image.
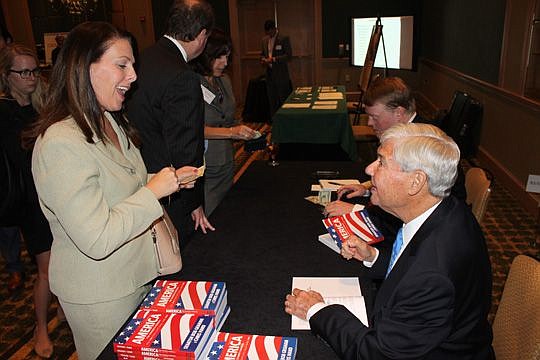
[291,277,368,329]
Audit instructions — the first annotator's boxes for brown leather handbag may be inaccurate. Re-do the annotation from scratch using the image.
[151,207,182,275]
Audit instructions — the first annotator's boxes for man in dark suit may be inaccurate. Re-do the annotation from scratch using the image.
[127,0,215,247]
[260,19,292,115]
[285,123,494,359]
[325,76,466,218]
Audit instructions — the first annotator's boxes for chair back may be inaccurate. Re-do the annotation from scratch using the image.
[465,167,492,223]
[492,255,540,360]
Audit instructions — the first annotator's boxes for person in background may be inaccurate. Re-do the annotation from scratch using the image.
[0,43,58,357]
[260,19,292,115]
[0,23,25,295]
[191,29,257,216]
[325,76,467,218]
[285,123,494,359]
[50,34,64,65]
[127,0,215,247]
[26,21,197,359]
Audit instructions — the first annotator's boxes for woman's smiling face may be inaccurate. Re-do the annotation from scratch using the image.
[89,38,136,112]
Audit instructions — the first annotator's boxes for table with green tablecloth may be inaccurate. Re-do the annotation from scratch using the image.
[271,85,357,161]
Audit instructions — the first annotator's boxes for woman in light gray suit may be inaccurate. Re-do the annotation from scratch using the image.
[25,22,197,359]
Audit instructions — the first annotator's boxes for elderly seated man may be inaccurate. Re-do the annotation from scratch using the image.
[285,123,494,359]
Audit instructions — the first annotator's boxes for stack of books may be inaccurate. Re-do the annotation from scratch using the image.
[113,280,230,359]
[114,310,216,359]
[139,280,230,330]
[207,332,297,360]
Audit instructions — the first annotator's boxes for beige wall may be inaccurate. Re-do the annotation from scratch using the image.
[419,58,540,216]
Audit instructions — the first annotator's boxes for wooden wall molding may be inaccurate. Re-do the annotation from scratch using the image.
[422,57,540,113]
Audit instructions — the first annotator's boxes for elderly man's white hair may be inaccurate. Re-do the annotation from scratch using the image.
[380,123,460,198]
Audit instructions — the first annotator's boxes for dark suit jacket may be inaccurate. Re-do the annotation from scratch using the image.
[126,37,204,243]
[261,33,292,113]
[311,196,494,359]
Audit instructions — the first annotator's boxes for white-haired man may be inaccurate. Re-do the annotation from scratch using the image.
[285,123,493,359]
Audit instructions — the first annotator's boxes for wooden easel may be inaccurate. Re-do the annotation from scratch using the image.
[352,17,387,125]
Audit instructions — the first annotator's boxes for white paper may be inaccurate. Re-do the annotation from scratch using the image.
[318,92,344,100]
[526,174,540,193]
[319,179,361,191]
[282,103,312,109]
[200,84,216,104]
[318,233,340,254]
[312,105,337,110]
[291,277,367,330]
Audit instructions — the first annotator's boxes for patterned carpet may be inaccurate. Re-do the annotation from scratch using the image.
[0,123,538,359]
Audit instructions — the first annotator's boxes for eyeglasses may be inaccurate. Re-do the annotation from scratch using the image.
[9,68,41,79]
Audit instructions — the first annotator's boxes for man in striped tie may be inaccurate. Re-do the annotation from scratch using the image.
[285,123,494,359]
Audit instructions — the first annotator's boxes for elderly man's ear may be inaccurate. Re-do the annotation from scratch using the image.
[408,170,428,196]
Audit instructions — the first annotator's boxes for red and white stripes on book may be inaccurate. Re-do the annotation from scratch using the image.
[322,209,384,247]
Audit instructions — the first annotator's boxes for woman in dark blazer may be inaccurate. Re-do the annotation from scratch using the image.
[192,30,257,216]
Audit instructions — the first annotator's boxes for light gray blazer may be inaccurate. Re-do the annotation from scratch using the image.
[32,112,162,304]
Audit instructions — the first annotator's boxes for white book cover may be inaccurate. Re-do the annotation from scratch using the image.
[290,277,368,330]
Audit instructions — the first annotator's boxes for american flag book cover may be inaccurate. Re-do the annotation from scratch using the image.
[113,310,215,359]
[139,280,228,328]
[207,332,297,360]
[322,209,384,248]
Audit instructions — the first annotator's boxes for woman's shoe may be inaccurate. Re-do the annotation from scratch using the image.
[33,327,53,358]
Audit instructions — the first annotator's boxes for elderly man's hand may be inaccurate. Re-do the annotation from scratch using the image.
[324,200,355,217]
[337,184,368,199]
[284,288,324,320]
[341,235,377,262]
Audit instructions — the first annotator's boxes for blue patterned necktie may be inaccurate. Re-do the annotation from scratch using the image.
[385,227,404,278]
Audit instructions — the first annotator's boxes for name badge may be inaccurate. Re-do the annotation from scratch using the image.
[275,44,282,50]
[200,84,216,104]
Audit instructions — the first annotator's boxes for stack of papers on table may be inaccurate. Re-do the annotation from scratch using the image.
[281,103,311,109]
[318,92,343,100]
[291,277,367,329]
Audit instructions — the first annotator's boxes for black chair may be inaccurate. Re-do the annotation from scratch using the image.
[441,91,483,159]
[242,75,271,123]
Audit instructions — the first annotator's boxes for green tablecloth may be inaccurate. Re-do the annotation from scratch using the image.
[271,85,357,160]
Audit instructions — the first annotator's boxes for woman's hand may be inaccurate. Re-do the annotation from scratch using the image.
[145,167,181,199]
[176,166,199,189]
[230,125,257,140]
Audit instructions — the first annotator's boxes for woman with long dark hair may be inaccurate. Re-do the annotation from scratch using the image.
[26,21,197,359]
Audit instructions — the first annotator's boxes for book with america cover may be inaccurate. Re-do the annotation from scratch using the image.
[207,332,297,360]
[139,280,229,330]
[322,209,384,249]
[113,310,215,359]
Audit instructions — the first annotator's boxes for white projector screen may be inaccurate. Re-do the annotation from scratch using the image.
[351,16,414,69]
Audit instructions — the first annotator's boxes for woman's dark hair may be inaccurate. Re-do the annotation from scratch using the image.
[191,29,232,76]
[23,21,139,149]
